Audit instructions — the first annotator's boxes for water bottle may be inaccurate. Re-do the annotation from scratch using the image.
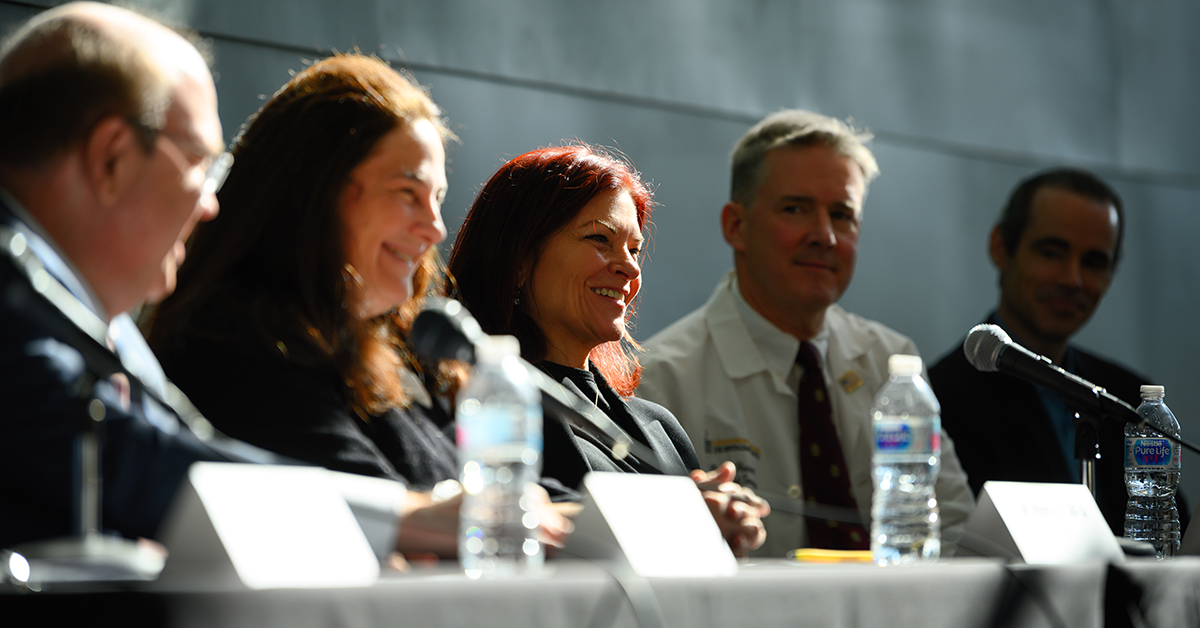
[1124,385,1182,559]
[456,335,544,578]
[870,354,941,566]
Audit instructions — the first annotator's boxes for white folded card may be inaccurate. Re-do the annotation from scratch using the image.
[964,481,1124,564]
[563,472,737,577]
[325,471,407,562]
[157,462,383,589]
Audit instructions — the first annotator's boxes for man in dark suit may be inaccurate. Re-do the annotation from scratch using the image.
[928,168,1178,535]
[0,4,561,560]
[0,2,231,548]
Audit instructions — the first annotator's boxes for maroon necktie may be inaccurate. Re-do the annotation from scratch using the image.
[796,341,869,549]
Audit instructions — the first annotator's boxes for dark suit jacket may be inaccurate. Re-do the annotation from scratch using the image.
[929,322,1185,535]
[538,361,700,492]
[0,198,226,548]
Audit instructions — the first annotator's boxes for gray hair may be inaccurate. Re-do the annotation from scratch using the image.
[730,109,879,207]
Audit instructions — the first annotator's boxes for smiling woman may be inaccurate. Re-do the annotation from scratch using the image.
[145,54,462,491]
[525,188,644,370]
[339,117,448,319]
[446,145,770,555]
[447,145,652,396]
[140,54,582,559]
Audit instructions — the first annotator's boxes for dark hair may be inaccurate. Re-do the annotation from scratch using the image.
[997,168,1125,267]
[446,144,652,395]
[148,54,454,416]
[0,7,176,165]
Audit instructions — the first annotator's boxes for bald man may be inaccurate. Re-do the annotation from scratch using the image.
[0,2,232,548]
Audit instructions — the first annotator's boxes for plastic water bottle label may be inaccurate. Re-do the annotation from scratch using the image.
[1125,437,1181,470]
[457,404,543,454]
[876,423,912,450]
[873,417,939,455]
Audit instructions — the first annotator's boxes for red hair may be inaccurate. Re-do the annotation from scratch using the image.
[446,144,652,395]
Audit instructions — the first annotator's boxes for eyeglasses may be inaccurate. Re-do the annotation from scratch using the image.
[157,132,234,196]
[199,151,234,196]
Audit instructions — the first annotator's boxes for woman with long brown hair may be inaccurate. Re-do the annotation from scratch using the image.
[149,53,460,490]
[148,53,570,557]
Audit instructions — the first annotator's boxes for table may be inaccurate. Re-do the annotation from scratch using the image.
[3,557,1199,627]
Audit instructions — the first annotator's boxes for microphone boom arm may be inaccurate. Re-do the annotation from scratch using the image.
[967,324,1200,456]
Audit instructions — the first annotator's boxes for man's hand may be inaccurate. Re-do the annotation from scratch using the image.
[691,461,771,557]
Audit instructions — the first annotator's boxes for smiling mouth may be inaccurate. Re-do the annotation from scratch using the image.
[1044,300,1088,315]
[384,243,417,263]
[1038,290,1090,314]
[793,258,834,270]
[592,287,624,300]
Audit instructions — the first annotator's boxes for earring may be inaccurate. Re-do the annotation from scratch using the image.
[513,287,522,306]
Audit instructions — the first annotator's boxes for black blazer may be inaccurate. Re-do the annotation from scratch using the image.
[538,361,700,493]
[157,325,461,492]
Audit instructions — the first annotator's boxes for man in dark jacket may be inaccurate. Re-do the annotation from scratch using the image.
[929,168,1185,535]
[0,1,231,548]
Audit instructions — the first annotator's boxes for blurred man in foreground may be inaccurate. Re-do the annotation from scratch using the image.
[0,3,570,560]
[0,0,232,548]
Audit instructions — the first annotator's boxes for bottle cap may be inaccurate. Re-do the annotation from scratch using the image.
[1140,384,1165,397]
[475,335,520,363]
[888,354,922,376]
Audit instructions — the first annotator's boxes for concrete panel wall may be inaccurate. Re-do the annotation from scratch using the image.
[5,0,1199,512]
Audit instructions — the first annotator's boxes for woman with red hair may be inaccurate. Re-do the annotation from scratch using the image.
[447,144,768,555]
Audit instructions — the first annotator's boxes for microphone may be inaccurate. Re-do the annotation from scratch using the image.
[963,324,1142,427]
[411,298,663,471]
[410,297,484,364]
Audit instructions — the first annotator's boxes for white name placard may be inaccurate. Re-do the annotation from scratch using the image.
[964,481,1124,564]
[563,472,737,578]
[157,462,383,589]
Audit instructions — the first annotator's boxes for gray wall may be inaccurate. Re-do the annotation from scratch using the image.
[5,1,1199,507]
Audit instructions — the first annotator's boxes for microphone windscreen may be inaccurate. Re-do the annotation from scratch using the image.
[410,297,478,364]
[963,324,1011,372]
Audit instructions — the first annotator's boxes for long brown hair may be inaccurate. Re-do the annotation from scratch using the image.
[148,54,454,416]
[446,144,652,395]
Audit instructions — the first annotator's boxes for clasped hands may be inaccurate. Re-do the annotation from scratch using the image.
[395,461,769,562]
[691,461,770,557]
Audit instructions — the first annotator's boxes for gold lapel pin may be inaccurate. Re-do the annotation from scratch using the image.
[838,371,863,394]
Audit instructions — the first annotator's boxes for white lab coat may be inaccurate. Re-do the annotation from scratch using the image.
[638,271,974,558]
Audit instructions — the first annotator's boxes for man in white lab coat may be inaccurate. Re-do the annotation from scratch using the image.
[637,109,974,558]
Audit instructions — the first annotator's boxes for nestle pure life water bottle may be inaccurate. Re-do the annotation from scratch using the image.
[870,354,941,566]
[457,335,544,578]
[1124,385,1182,559]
